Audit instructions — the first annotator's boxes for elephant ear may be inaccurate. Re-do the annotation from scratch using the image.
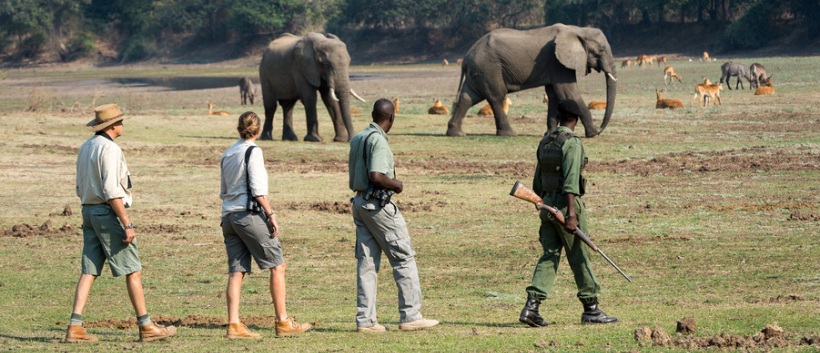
[294,36,322,88]
[555,29,588,77]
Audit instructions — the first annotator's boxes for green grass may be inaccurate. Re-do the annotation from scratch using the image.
[0,56,818,352]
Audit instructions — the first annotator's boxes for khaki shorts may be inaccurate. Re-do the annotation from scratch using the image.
[222,211,284,273]
[81,204,142,277]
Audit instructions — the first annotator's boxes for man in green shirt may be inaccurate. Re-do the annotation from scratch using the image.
[519,101,618,327]
[348,98,439,333]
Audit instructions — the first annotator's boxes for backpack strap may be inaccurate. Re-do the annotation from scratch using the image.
[244,146,256,211]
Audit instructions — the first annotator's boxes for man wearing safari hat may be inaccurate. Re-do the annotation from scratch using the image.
[65,103,176,343]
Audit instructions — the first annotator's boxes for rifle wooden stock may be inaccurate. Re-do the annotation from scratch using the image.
[509,181,632,282]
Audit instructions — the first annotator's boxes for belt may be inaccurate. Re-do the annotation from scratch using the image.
[82,203,109,207]
[355,191,365,196]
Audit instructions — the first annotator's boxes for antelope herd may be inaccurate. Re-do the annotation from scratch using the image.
[623,53,772,110]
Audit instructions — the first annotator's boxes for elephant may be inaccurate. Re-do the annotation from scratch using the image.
[447,23,617,138]
[239,77,256,105]
[749,63,768,89]
[259,32,365,142]
[719,62,752,90]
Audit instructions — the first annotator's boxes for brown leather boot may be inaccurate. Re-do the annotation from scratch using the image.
[227,322,261,339]
[139,323,177,342]
[275,317,311,337]
[64,325,98,343]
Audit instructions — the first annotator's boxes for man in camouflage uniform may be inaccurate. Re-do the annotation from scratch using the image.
[519,101,618,327]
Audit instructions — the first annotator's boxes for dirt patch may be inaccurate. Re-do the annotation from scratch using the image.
[676,317,697,335]
[404,159,533,176]
[85,314,308,329]
[1,219,180,238]
[768,294,804,303]
[788,211,819,221]
[284,199,448,215]
[635,324,818,350]
[589,146,819,176]
[286,201,351,214]
[2,220,76,238]
[140,223,183,234]
[21,143,78,154]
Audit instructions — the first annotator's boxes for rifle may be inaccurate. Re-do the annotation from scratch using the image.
[509,181,633,282]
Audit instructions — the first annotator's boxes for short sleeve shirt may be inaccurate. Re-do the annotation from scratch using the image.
[76,134,132,206]
[348,122,394,191]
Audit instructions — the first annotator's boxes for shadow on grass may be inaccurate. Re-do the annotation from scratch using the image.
[0,333,60,343]
[179,135,236,140]
[393,132,541,138]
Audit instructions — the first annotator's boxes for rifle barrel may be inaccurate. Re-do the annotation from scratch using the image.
[597,249,633,282]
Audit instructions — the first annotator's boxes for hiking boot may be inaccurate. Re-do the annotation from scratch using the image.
[519,298,549,327]
[65,325,98,343]
[139,323,177,342]
[398,318,439,331]
[357,323,387,333]
[275,317,311,337]
[581,302,618,324]
[227,322,261,339]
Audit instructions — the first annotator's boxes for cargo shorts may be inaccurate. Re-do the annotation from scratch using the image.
[221,210,284,273]
[81,204,142,277]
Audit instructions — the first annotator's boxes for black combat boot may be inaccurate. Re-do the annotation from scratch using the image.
[581,301,618,324]
[519,298,549,327]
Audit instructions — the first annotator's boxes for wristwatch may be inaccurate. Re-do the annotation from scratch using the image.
[125,223,135,229]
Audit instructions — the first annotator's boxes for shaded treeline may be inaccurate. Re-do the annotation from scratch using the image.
[1,0,816,63]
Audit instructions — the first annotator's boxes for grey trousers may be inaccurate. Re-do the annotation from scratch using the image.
[351,194,423,327]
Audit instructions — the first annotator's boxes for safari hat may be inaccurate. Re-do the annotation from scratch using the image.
[87,103,124,131]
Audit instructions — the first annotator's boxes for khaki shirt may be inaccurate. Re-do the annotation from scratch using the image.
[76,134,132,206]
[349,122,394,191]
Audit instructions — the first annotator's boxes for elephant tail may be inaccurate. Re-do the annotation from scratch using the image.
[453,67,467,109]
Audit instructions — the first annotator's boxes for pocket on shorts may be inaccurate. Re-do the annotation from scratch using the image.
[261,237,283,264]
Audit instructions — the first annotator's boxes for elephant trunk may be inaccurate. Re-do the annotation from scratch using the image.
[335,81,354,142]
[600,72,617,133]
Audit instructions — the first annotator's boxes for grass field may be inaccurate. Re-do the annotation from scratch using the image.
[0,56,818,352]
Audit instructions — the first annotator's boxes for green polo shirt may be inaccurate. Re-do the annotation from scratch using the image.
[349,122,394,191]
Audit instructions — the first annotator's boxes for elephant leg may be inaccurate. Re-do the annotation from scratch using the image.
[302,94,321,142]
[319,89,346,142]
[446,87,482,137]
[487,97,515,136]
[280,100,299,141]
[545,87,559,133]
[261,95,278,141]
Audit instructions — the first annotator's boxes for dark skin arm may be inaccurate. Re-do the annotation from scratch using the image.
[564,193,578,233]
[369,172,403,194]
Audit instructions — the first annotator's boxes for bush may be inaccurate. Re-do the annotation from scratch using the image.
[20,31,48,59]
[119,37,156,63]
[70,33,97,59]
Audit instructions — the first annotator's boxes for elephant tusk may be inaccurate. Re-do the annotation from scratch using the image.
[330,88,340,102]
[607,72,618,82]
[351,89,366,103]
